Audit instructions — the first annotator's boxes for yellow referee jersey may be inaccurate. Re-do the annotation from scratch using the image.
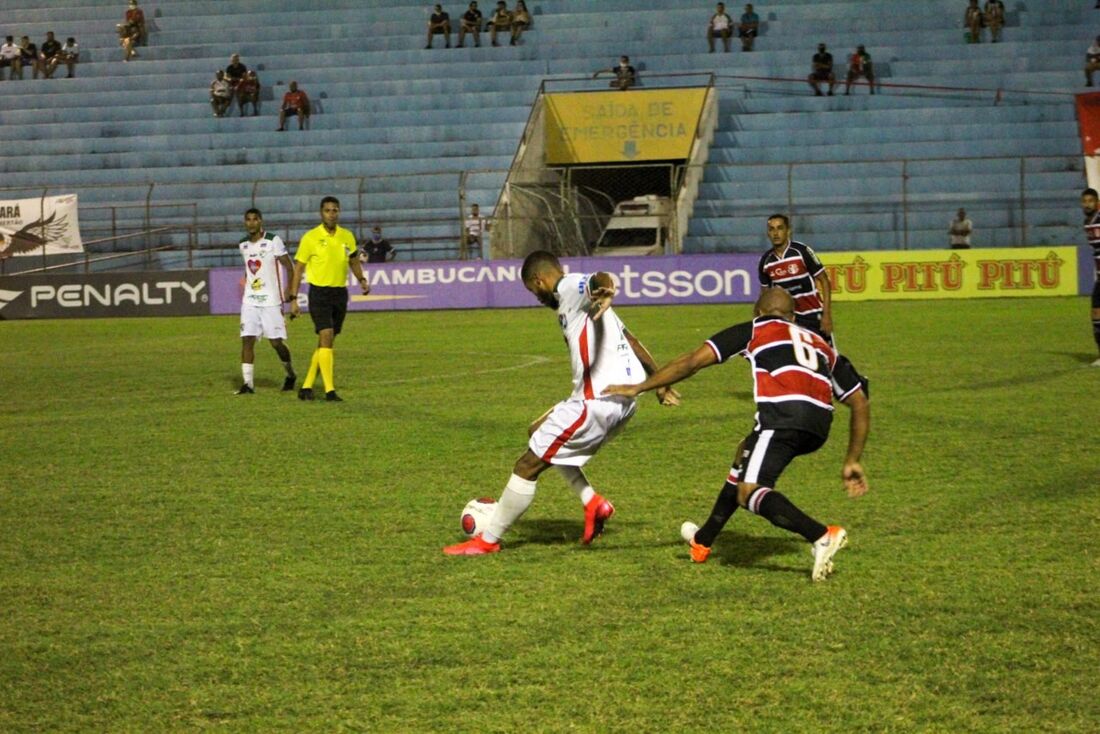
[295,224,358,287]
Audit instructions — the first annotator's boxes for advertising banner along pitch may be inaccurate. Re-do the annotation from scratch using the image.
[0,194,83,259]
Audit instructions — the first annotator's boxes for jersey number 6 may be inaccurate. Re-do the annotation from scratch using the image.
[789,325,819,370]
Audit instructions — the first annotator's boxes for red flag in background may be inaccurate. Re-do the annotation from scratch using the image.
[1075,92,1100,155]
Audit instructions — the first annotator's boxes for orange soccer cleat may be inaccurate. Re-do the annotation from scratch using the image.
[443,534,501,556]
[581,494,615,545]
[680,521,711,563]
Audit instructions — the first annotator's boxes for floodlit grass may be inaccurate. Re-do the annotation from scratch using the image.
[1,298,1097,732]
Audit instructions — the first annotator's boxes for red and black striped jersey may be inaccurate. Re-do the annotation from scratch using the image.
[705,316,863,438]
[758,241,826,319]
[1084,209,1100,275]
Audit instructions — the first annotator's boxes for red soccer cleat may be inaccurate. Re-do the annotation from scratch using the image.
[443,534,501,556]
[581,494,615,545]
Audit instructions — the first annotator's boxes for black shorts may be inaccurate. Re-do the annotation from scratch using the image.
[733,427,825,489]
[739,28,757,38]
[307,285,349,334]
[1092,277,1100,309]
[810,71,833,81]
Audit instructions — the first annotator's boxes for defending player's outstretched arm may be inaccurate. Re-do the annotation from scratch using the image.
[602,341,719,399]
[623,328,682,406]
[840,387,870,497]
[586,272,616,321]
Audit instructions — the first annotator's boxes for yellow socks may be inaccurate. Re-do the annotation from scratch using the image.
[318,348,335,393]
[303,349,320,389]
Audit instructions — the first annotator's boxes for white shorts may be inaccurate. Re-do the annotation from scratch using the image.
[240,303,287,340]
[528,396,636,467]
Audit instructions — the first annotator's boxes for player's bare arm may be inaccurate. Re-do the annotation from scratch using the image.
[287,261,306,317]
[815,270,833,335]
[586,271,615,320]
[840,387,870,497]
[278,254,294,303]
[349,254,371,295]
[603,343,718,399]
[623,328,681,406]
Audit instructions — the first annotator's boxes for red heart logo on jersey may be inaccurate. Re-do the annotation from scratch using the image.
[247,258,262,274]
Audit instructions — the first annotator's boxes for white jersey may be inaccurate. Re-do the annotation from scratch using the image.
[239,231,287,307]
[555,272,644,400]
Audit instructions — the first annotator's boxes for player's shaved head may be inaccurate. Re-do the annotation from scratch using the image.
[754,286,796,320]
[521,250,563,282]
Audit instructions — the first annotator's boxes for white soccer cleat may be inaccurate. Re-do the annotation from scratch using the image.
[1091,357,1100,367]
[811,525,848,582]
[680,521,699,543]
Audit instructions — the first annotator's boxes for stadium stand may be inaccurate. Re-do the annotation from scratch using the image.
[0,0,1090,271]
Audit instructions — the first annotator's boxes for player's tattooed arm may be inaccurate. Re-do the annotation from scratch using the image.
[287,261,307,318]
[840,388,870,497]
[603,343,718,399]
[624,328,681,406]
[586,272,616,320]
[815,270,833,335]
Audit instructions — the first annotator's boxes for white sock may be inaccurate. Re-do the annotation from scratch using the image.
[241,363,254,387]
[557,465,596,506]
[483,473,537,543]
[282,360,294,376]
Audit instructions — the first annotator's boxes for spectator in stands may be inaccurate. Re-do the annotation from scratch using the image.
[949,209,973,249]
[808,43,836,96]
[706,3,734,53]
[510,1,531,46]
[17,36,40,80]
[237,69,261,116]
[464,204,487,253]
[40,32,61,79]
[845,45,874,95]
[739,3,760,51]
[210,70,232,117]
[983,0,1004,43]
[458,2,483,48]
[125,0,147,46]
[361,226,396,263]
[426,4,452,49]
[117,19,140,61]
[277,80,310,131]
[52,37,79,78]
[225,53,248,91]
[488,1,513,46]
[0,36,23,80]
[594,55,637,91]
[1086,36,1100,87]
[964,0,983,43]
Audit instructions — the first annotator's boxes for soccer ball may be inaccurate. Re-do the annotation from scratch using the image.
[460,497,497,538]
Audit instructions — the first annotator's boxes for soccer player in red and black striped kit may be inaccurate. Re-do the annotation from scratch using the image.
[1081,188,1100,367]
[758,213,833,339]
[604,288,870,581]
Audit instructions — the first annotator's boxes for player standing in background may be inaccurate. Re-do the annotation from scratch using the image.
[443,250,680,556]
[604,288,870,582]
[1081,188,1100,367]
[236,208,296,395]
[759,213,834,340]
[285,196,371,402]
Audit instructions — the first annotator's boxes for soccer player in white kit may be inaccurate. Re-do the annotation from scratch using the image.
[236,208,297,394]
[444,250,680,556]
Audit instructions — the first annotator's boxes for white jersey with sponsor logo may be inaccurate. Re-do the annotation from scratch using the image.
[239,232,287,307]
[555,272,644,400]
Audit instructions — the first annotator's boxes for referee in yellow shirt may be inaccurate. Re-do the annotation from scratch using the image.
[286,196,371,401]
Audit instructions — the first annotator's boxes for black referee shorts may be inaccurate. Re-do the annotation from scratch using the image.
[307,285,349,335]
[1092,278,1100,309]
[734,427,825,489]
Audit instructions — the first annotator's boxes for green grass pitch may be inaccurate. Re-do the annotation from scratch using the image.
[1,297,1097,731]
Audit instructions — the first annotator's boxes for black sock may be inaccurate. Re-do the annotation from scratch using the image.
[1093,319,1100,352]
[749,488,826,542]
[694,481,739,547]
